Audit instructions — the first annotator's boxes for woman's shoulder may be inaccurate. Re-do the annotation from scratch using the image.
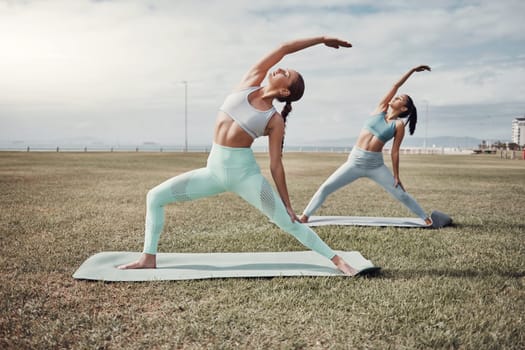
[369,107,387,116]
[394,119,406,132]
[231,85,261,93]
[222,86,260,102]
[368,110,386,118]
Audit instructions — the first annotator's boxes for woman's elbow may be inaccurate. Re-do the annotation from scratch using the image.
[270,160,284,173]
[269,163,281,175]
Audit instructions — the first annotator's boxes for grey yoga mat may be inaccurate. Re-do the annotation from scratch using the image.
[73,250,380,281]
[306,210,452,229]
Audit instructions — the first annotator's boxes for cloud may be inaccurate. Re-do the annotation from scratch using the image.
[1,0,524,146]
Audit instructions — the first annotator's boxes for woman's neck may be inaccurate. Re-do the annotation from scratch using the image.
[250,86,274,109]
[386,110,399,121]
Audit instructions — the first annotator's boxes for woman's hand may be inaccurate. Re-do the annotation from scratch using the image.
[413,65,431,72]
[286,206,300,223]
[323,37,352,49]
[394,177,406,191]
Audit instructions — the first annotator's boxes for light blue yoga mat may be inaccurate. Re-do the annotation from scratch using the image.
[73,251,380,281]
[306,210,452,229]
[307,216,426,227]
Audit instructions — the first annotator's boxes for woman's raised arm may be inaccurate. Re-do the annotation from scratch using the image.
[374,65,431,114]
[238,36,352,89]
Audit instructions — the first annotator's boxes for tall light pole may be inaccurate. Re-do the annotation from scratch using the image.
[181,80,188,152]
[423,99,429,152]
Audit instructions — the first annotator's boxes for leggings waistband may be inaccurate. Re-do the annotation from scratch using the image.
[348,146,384,169]
[208,143,257,168]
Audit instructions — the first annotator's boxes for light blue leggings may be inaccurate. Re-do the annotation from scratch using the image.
[303,147,428,219]
[143,143,336,259]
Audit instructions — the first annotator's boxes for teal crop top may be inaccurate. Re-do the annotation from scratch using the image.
[363,112,397,143]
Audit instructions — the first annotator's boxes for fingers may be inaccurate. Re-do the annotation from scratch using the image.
[337,40,352,47]
[416,65,431,71]
[325,38,352,49]
[286,208,299,222]
[394,179,405,191]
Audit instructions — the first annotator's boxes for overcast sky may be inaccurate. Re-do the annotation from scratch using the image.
[1,0,524,147]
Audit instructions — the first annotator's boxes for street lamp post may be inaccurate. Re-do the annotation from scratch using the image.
[181,80,188,152]
[423,99,429,152]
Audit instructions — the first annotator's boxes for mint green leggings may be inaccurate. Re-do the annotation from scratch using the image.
[143,143,336,259]
[303,146,428,219]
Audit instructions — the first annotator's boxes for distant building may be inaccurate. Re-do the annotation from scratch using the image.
[512,117,525,146]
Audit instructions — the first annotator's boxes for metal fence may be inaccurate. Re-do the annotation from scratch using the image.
[0,145,489,155]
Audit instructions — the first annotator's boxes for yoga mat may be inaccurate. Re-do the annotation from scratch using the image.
[430,210,453,229]
[73,251,380,281]
[306,210,452,229]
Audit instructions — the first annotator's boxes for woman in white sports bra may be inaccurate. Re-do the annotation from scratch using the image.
[119,36,361,276]
[300,65,434,225]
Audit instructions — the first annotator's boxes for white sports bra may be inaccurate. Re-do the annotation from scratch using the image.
[219,86,277,139]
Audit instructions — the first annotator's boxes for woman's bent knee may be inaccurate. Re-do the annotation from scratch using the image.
[146,187,163,207]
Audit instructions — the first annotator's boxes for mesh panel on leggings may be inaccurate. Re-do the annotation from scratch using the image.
[170,173,192,202]
[259,180,276,218]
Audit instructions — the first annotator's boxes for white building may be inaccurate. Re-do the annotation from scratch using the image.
[511,117,525,146]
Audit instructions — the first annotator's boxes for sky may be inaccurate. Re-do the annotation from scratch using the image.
[1,0,524,148]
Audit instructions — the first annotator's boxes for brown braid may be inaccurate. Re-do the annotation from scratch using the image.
[277,73,305,152]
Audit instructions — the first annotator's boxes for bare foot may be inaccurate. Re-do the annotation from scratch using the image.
[425,217,433,226]
[299,214,309,223]
[331,255,358,277]
[118,253,156,269]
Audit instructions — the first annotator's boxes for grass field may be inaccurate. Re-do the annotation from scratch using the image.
[1,151,524,349]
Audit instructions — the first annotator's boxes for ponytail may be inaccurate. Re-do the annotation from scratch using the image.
[400,95,417,135]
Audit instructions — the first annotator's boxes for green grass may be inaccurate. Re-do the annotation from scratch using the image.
[1,151,524,349]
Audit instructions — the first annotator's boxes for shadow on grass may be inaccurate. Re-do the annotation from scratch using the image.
[376,268,525,279]
[451,222,525,230]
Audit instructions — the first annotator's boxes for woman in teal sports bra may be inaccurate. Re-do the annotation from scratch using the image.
[119,36,361,276]
[300,65,433,225]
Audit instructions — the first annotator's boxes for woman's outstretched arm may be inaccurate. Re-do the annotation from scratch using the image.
[238,36,352,89]
[391,121,406,190]
[266,113,298,222]
[374,65,431,114]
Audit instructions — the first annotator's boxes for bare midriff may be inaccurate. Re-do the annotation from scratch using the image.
[213,112,254,148]
[355,129,385,152]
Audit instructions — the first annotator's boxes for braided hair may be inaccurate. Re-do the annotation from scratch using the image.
[276,73,305,151]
